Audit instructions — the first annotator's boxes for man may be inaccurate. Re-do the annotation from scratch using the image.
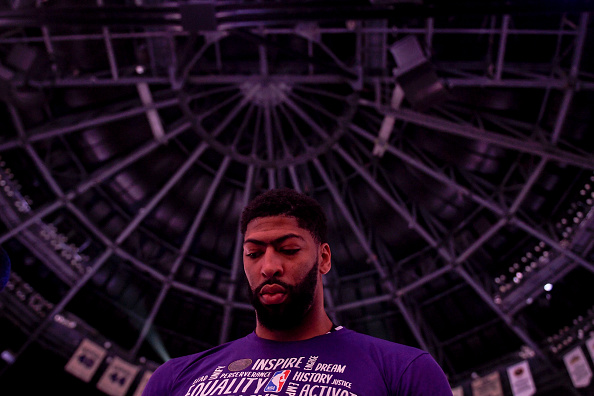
[142,188,453,395]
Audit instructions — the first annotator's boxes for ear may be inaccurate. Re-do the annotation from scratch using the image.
[318,243,331,275]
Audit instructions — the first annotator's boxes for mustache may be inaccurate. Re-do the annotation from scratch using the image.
[254,278,293,294]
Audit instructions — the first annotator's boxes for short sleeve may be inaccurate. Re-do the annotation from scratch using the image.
[141,361,173,396]
[396,353,453,395]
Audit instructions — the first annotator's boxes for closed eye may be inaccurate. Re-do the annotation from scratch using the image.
[281,249,300,255]
[245,252,263,259]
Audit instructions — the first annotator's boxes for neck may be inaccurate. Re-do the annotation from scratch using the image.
[255,305,333,342]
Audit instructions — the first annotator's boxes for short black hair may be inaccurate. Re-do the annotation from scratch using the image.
[240,188,328,244]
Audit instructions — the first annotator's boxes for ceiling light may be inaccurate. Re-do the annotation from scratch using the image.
[1,350,15,364]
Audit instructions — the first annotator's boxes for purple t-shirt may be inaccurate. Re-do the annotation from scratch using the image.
[142,327,452,396]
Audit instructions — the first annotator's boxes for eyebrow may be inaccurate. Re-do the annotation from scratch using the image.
[243,233,305,246]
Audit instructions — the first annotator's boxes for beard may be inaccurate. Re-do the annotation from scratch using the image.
[248,259,319,331]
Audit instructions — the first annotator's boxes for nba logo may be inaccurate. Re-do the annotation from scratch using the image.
[264,370,291,392]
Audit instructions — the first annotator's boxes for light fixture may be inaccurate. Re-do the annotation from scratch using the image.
[1,350,15,364]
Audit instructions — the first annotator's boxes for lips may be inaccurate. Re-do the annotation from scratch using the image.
[259,284,287,305]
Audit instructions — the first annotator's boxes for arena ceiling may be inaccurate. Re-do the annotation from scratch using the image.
[2,1,594,395]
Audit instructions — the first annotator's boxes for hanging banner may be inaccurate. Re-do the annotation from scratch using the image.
[452,385,464,396]
[586,336,594,364]
[506,360,536,396]
[563,346,592,388]
[133,370,153,396]
[96,356,140,396]
[471,371,504,396]
[64,338,107,382]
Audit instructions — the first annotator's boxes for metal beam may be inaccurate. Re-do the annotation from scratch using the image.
[333,144,452,261]
[454,266,548,360]
[312,158,441,357]
[494,15,510,81]
[16,73,594,90]
[130,156,232,358]
[350,124,507,216]
[25,97,180,142]
[0,248,114,376]
[114,141,209,245]
[65,120,190,200]
[219,165,256,344]
[4,2,592,29]
[359,102,594,170]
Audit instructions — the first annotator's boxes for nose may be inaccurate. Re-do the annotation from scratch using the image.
[260,248,284,279]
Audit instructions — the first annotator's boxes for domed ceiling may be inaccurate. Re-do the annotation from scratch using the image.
[2,1,594,395]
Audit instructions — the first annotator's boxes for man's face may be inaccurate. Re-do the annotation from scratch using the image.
[243,216,329,330]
